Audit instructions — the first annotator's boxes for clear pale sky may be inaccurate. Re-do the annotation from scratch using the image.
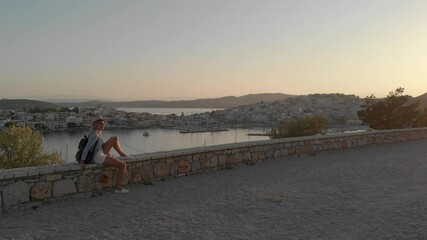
[1,0,426,101]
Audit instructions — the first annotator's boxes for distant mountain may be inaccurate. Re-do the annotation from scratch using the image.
[0,99,60,111]
[57,93,296,108]
[414,93,427,110]
[5,92,424,111]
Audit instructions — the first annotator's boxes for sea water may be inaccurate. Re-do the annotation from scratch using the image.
[43,128,269,162]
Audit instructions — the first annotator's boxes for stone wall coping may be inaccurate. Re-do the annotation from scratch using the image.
[2,126,427,211]
[134,127,427,156]
[1,127,426,181]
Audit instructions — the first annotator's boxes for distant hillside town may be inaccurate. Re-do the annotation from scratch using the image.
[0,94,367,133]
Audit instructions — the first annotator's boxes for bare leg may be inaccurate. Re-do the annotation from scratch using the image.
[102,156,127,190]
[102,136,126,156]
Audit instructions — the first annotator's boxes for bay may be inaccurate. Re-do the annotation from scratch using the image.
[42,128,269,163]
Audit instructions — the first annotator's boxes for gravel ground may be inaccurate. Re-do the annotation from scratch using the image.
[1,139,427,240]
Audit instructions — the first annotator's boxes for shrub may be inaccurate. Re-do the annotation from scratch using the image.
[0,125,63,169]
[357,87,420,130]
[268,115,328,139]
[416,108,427,127]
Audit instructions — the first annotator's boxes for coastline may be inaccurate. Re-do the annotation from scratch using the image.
[179,128,229,134]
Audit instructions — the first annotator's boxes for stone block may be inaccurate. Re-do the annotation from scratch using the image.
[2,171,14,179]
[154,162,170,179]
[296,146,305,155]
[166,157,175,165]
[178,160,191,174]
[38,166,54,175]
[199,153,207,161]
[13,170,28,178]
[260,146,270,152]
[141,165,153,181]
[231,148,241,154]
[322,142,333,151]
[234,153,244,163]
[200,158,210,169]
[129,168,142,184]
[192,153,200,161]
[265,149,274,159]
[52,179,76,197]
[3,181,30,207]
[169,162,178,177]
[226,155,236,166]
[27,168,41,177]
[69,164,82,171]
[308,143,317,150]
[210,156,218,168]
[184,154,193,162]
[63,174,81,179]
[123,170,129,185]
[77,175,95,192]
[273,149,282,158]
[257,151,266,160]
[191,161,200,173]
[30,182,52,200]
[95,171,113,189]
[217,155,227,166]
[250,152,258,160]
[223,149,232,155]
[43,174,62,182]
[206,152,214,159]
[111,170,130,187]
[336,141,342,149]
[242,152,252,161]
[54,165,71,173]
[313,145,323,152]
[288,147,296,156]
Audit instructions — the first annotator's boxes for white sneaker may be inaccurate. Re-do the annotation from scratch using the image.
[115,188,129,194]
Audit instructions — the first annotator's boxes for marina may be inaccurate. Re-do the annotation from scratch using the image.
[42,128,270,162]
[179,128,229,134]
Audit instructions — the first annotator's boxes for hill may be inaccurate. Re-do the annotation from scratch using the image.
[414,93,427,110]
[58,93,295,108]
[0,99,60,111]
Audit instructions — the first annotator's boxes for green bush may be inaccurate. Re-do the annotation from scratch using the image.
[268,115,328,139]
[0,125,63,169]
[357,87,421,130]
[416,108,427,127]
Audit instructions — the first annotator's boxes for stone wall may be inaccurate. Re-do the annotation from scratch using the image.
[1,127,427,212]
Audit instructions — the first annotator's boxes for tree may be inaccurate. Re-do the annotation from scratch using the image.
[357,87,420,130]
[268,115,328,139]
[0,126,63,169]
[58,107,71,112]
[416,108,427,127]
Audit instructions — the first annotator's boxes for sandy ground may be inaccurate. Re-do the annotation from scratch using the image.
[1,139,427,240]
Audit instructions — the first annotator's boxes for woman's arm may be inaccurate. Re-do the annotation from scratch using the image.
[81,132,98,161]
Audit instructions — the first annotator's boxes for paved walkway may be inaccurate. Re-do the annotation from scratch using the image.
[1,139,427,240]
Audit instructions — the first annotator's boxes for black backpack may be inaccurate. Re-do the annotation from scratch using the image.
[75,135,98,164]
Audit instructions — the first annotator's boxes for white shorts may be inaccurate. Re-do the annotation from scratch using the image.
[93,151,106,164]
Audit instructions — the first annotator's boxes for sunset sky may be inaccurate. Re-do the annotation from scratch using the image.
[1,0,426,101]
